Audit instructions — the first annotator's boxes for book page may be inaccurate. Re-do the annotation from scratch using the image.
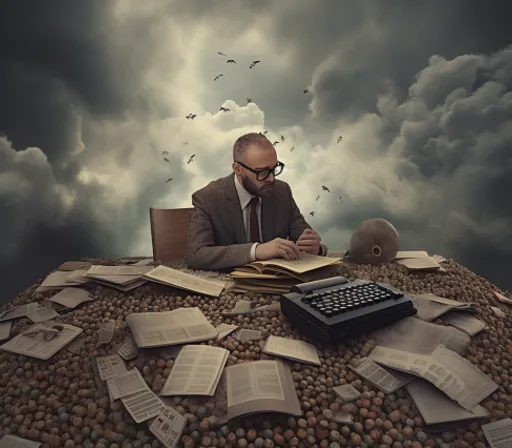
[215,324,238,340]
[406,380,489,425]
[143,265,226,297]
[48,287,92,309]
[411,293,470,322]
[0,321,12,341]
[0,434,42,447]
[332,384,361,402]
[0,322,82,360]
[262,336,320,366]
[107,368,148,400]
[88,265,151,276]
[121,389,165,424]
[96,354,128,381]
[149,406,187,448]
[26,303,60,323]
[250,252,340,274]
[0,303,39,322]
[96,320,115,348]
[396,257,440,270]
[160,345,229,396]
[126,307,217,348]
[227,360,285,407]
[481,418,512,448]
[349,358,414,393]
[395,250,429,259]
[117,336,139,360]
[236,329,262,342]
[443,312,486,336]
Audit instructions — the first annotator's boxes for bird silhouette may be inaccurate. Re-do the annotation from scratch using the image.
[163,158,170,162]
[186,113,197,119]
[316,194,320,201]
[272,141,279,145]
[337,136,343,143]
[303,89,309,94]
[322,186,330,192]
[263,130,268,134]
[162,150,169,156]
[219,107,230,112]
[290,146,295,152]
[226,59,236,64]
[338,196,343,201]
[165,178,173,183]
[214,74,224,81]
[183,142,188,146]
[249,60,260,69]
[281,135,285,142]
[246,98,253,104]
[309,211,315,217]
[217,52,226,56]
[187,154,195,164]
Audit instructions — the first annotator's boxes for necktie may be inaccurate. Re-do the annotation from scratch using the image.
[249,197,261,243]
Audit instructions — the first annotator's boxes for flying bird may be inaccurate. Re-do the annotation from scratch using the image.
[338,196,343,201]
[337,136,343,143]
[290,146,295,152]
[303,89,309,94]
[217,52,226,56]
[272,141,279,145]
[214,74,224,81]
[226,59,236,64]
[187,154,195,164]
[219,107,230,112]
[280,135,285,142]
[162,150,169,156]
[165,178,173,183]
[309,211,315,217]
[163,158,170,162]
[186,113,197,119]
[316,194,320,201]
[322,185,330,192]
[249,60,260,69]
[246,98,253,104]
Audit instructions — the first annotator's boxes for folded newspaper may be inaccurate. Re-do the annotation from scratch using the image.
[411,293,477,322]
[369,344,498,411]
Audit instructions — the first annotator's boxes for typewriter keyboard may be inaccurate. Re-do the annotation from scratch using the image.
[300,282,403,318]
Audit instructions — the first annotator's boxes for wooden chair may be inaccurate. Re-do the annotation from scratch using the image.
[149,207,194,262]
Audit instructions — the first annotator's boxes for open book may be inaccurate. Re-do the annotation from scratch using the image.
[240,253,341,275]
[160,345,229,396]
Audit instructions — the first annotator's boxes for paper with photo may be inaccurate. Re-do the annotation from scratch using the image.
[149,405,187,448]
[117,336,139,360]
[349,358,414,393]
[48,287,92,309]
[262,335,320,366]
[96,354,128,381]
[122,389,165,424]
[443,312,486,336]
[26,303,60,323]
[107,368,148,400]
[481,418,512,448]
[0,434,42,447]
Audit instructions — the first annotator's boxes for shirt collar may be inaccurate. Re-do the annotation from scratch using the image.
[234,174,259,209]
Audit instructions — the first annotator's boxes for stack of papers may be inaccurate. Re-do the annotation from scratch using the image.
[394,250,446,272]
[228,253,342,294]
[85,265,151,291]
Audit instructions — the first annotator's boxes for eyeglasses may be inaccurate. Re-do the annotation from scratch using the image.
[235,161,285,181]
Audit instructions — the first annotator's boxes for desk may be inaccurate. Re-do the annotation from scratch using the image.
[0,253,509,447]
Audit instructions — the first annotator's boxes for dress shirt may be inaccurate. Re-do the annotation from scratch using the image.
[234,175,262,261]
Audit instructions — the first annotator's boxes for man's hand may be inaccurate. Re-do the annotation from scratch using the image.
[296,228,321,255]
[255,238,301,261]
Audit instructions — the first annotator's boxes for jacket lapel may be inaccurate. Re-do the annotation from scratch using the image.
[222,174,246,244]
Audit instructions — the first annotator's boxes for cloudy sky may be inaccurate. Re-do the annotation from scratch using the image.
[1,0,512,302]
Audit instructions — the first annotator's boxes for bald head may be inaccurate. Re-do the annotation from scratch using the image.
[233,132,275,163]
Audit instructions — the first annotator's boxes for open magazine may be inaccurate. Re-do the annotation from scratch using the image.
[126,307,217,348]
[240,253,341,275]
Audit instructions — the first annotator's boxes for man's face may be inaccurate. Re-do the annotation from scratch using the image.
[239,144,278,197]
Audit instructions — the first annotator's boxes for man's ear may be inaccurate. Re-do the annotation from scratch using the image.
[232,162,241,175]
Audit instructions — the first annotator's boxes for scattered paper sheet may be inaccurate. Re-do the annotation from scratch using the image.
[26,303,60,323]
[107,368,148,400]
[66,335,86,354]
[236,329,262,342]
[349,358,414,393]
[126,307,217,348]
[0,321,12,341]
[96,319,115,348]
[117,336,139,360]
[121,389,165,424]
[370,344,499,411]
[395,251,429,259]
[443,312,486,336]
[35,270,84,292]
[412,293,476,322]
[222,301,281,316]
[48,287,92,309]
[0,303,39,322]
[490,306,506,318]
[0,434,42,447]
[143,265,226,297]
[149,406,187,448]
[493,291,512,306]
[332,411,354,425]
[130,258,154,266]
[396,257,441,270]
[215,323,239,340]
[58,260,93,271]
[160,345,229,396]
[88,265,152,276]
[406,380,489,425]
[0,322,82,360]
[96,354,128,381]
[332,384,361,402]
[64,269,90,284]
[262,335,320,366]
[481,418,512,448]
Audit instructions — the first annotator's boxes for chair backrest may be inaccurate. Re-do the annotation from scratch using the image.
[149,207,194,262]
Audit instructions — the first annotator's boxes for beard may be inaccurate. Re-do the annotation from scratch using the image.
[241,175,274,197]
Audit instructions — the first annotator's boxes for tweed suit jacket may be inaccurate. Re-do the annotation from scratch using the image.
[185,172,327,271]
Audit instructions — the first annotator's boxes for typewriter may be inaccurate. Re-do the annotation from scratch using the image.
[280,276,416,344]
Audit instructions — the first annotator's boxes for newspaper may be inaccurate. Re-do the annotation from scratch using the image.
[373,317,470,355]
[349,358,414,393]
[236,329,262,342]
[143,265,226,297]
[493,291,512,306]
[126,307,217,348]
[215,323,239,340]
[406,380,489,425]
[96,319,115,348]
[26,303,60,323]
[412,293,476,322]
[35,270,84,292]
[262,336,320,366]
[332,384,361,402]
[107,368,148,400]
[0,434,42,447]
[369,344,499,410]
[0,322,82,360]
[224,360,301,420]
[48,287,92,309]
[160,345,229,396]
[482,418,512,448]
[96,354,128,381]
[0,321,12,341]
[117,336,139,360]
[443,312,486,336]
[0,303,39,322]
[490,306,506,318]
[121,389,165,424]
[149,406,187,448]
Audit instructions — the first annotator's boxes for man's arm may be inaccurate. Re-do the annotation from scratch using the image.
[286,183,328,256]
[184,191,255,270]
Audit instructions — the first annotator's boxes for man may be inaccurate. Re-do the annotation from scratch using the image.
[185,132,327,271]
